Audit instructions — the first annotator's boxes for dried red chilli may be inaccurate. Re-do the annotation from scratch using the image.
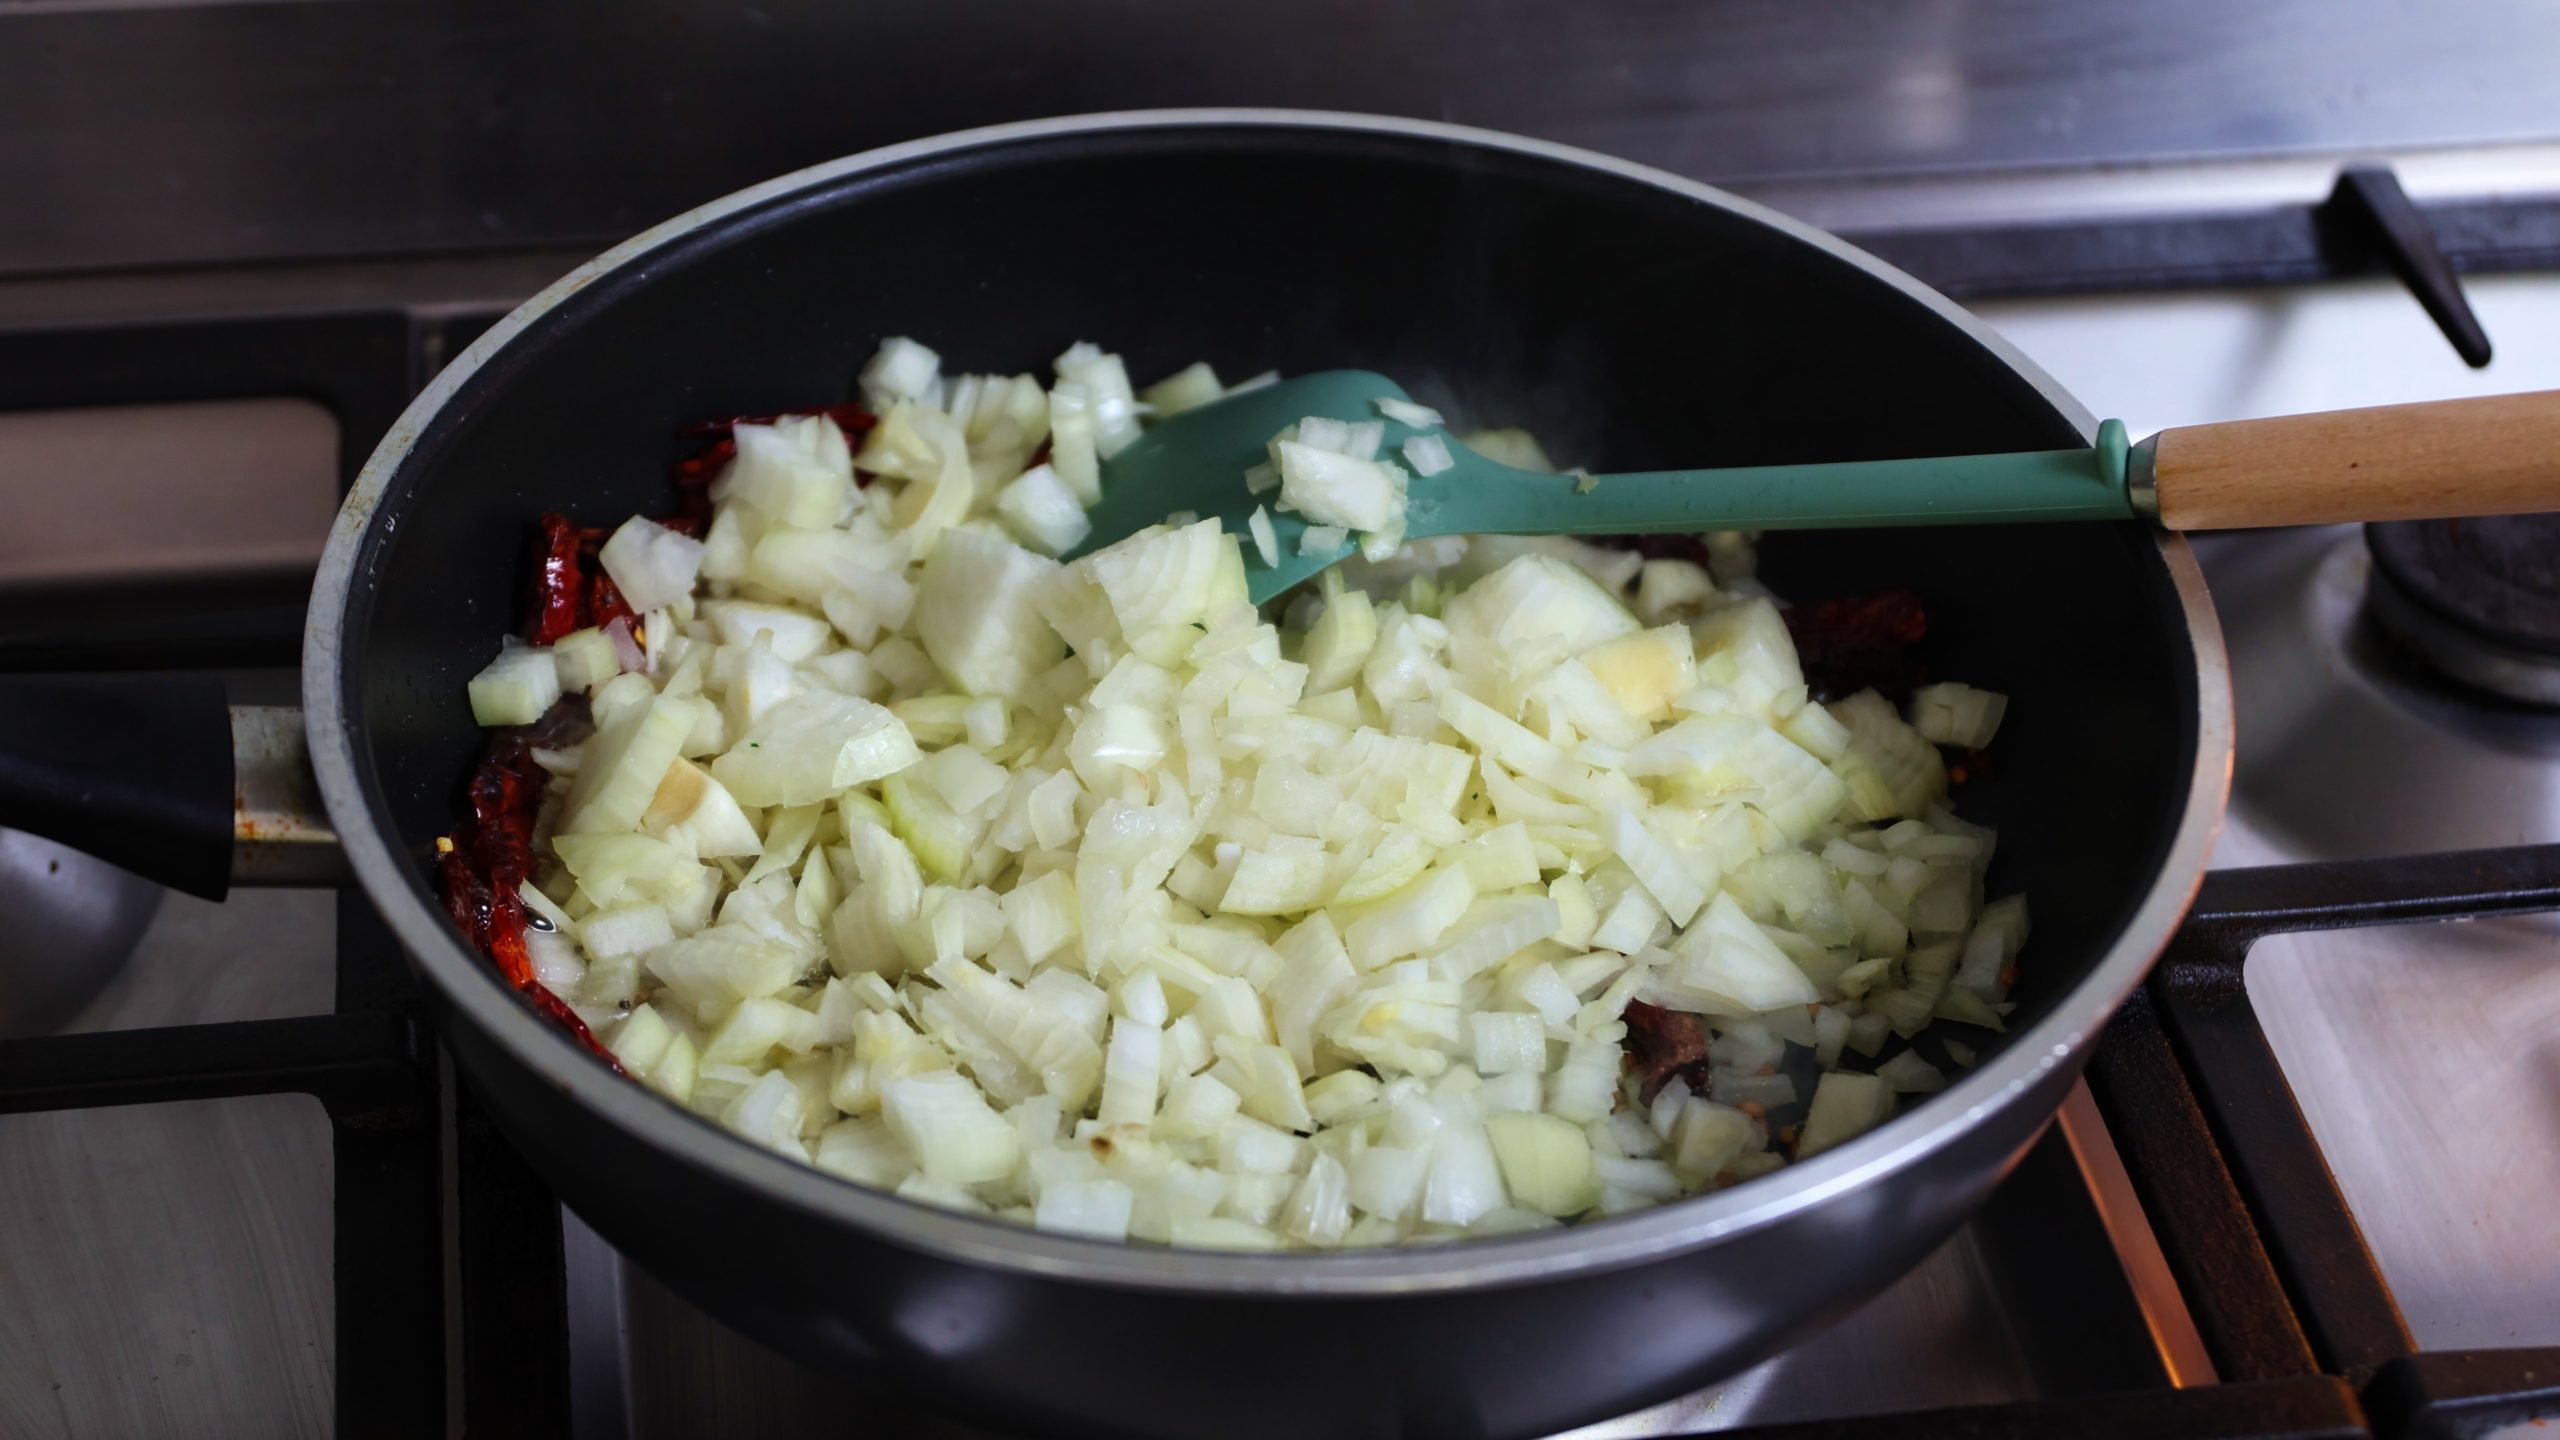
[530,510,683,644]
[670,438,732,528]
[1620,999,1714,1105]
[1781,587,1929,701]
[587,569,637,632]
[439,699,620,1070]
[528,513,587,645]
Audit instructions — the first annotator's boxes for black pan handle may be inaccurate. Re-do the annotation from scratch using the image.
[0,676,342,899]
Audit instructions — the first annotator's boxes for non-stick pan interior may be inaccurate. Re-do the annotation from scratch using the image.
[349,121,2199,1062]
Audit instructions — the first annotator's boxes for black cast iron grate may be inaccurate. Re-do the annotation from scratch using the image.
[2068,845,2560,1440]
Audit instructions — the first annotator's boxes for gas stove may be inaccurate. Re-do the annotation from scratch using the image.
[3,149,2559,1440]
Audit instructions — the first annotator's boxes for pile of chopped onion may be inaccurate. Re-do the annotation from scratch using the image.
[463,338,2024,1249]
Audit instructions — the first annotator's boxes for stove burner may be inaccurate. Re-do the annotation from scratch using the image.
[0,829,162,1036]
[2365,517,2560,705]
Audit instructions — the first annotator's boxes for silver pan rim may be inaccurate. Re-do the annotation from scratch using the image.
[304,107,2232,1295]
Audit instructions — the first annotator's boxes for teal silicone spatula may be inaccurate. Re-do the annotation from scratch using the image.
[1075,370,2560,603]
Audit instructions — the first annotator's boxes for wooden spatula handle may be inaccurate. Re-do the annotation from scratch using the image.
[2145,389,2560,530]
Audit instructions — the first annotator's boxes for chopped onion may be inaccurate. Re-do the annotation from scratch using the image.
[710,691,919,807]
[1035,1177,1135,1240]
[1374,396,1445,429]
[1830,689,1948,821]
[1140,361,1224,417]
[1046,382,1102,505]
[467,644,561,727]
[1344,866,1476,969]
[1419,1111,1506,1227]
[1795,1071,1891,1160]
[1635,559,1716,625]
[487,334,2026,1252]
[1431,895,1560,981]
[1280,1150,1352,1246]
[557,696,692,834]
[1485,1110,1597,1216]
[1955,894,2031,1001]
[1297,524,1349,557]
[1275,441,1406,534]
[551,627,622,693]
[1663,893,1817,1013]
[994,463,1092,557]
[1469,1012,1547,1075]
[600,517,709,615]
[1876,1049,1947,1093]
[1443,553,1638,672]
[1674,1100,1753,1178]
[1246,505,1279,568]
[858,336,942,412]
[915,529,1064,701]
[1402,434,1454,476]
[1605,806,1707,928]
[730,417,857,530]
[1098,1017,1164,1127]
[882,1069,1019,1185]
[1908,682,2010,749]
[1054,342,1143,459]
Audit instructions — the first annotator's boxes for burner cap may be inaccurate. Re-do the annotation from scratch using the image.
[2366,517,2560,705]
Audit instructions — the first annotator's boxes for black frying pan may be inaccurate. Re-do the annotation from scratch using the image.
[7,113,2228,1439]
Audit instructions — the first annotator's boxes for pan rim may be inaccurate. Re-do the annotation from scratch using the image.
[305,107,2232,1295]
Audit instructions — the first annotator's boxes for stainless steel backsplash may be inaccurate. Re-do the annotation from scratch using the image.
[1,0,2556,278]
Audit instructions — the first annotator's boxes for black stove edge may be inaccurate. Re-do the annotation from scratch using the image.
[0,310,414,486]
[1843,190,2560,303]
[1847,176,2557,369]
